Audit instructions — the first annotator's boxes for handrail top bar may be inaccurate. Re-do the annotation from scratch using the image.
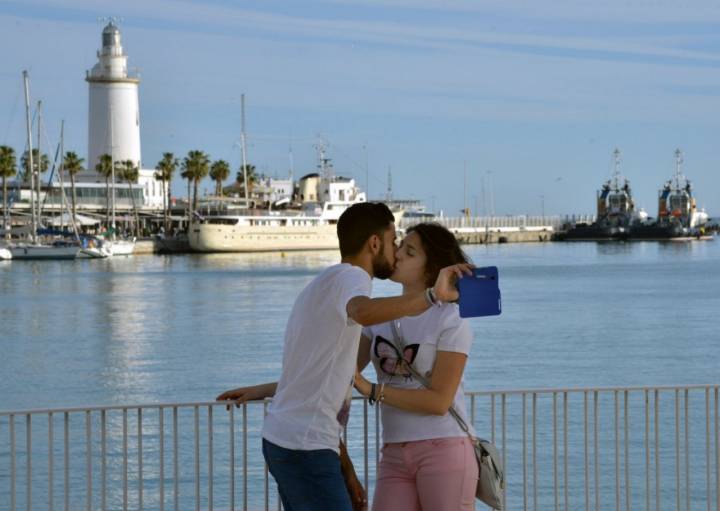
[0,383,718,417]
[465,383,720,397]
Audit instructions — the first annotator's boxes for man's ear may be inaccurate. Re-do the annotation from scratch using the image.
[368,234,380,255]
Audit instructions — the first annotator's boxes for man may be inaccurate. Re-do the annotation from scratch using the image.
[217,202,470,511]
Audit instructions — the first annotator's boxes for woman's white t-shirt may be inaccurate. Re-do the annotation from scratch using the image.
[362,303,475,444]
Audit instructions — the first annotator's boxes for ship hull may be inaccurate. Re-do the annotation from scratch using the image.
[8,245,80,260]
[629,224,697,241]
[561,224,627,241]
[189,223,339,253]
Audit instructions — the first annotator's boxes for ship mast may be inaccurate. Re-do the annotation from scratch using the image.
[110,105,116,233]
[673,148,684,189]
[240,94,249,202]
[611,148,622,189]
[22,71,36,244]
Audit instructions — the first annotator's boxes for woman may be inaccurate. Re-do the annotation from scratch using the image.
[354,222,477,511]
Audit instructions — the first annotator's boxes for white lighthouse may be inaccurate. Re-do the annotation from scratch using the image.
[81,21,163,208]
[86,21,141,172]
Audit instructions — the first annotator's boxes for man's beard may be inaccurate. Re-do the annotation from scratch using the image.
[371,241,394,280]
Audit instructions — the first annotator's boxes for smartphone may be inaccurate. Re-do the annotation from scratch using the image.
[457,266,501,318]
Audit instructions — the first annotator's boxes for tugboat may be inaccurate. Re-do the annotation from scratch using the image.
[563,149,637,241]
[630,149,708,240]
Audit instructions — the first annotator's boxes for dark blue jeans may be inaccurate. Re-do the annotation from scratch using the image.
[262,438,352,511]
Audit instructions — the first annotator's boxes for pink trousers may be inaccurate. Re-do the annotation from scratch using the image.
[371,437,478,511]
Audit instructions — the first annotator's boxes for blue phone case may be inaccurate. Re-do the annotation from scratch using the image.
[457,266,501,318]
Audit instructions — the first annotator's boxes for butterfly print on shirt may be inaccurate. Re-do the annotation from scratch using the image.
[373,335,419,379]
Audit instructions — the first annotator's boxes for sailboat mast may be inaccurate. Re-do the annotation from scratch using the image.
[57,121,79,241]
[240,93,249,203]
[59,120,65,232]
[110,106,116,230]
[36,100,43,226]
[22,71,36,243]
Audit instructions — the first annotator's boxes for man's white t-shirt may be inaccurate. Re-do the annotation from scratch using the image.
[362,304,475,444]
[262,263,372,453]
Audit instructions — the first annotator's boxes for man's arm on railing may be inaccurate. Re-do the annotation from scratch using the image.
[216,382,277,406]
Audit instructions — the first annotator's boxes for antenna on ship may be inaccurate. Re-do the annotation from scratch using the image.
[315,139,334,182]
[611,148,622,188]
[240,94,249,202]
[386,166,393,202]
[673,148,684,188]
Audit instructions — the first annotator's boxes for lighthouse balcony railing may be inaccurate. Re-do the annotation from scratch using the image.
[1,383,719,510]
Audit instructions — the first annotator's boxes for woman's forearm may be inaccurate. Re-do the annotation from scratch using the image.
[379,385,454,416]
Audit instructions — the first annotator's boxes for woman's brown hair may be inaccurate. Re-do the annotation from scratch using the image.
[406,222,470,288]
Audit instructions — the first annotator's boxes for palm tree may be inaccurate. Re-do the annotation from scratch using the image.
[63,151,84,219]
[20,148,49,183]
[95,154,113,226]
[209,160,231,197]
[236,163,257,196]
[118,160,141,237]
[154,153,178,232]
[181,150,210,213]
[0,145,17,238]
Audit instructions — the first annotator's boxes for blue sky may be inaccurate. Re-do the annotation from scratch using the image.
[1,0,719,216]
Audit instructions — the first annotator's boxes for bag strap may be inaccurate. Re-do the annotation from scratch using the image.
[389,320,475,439]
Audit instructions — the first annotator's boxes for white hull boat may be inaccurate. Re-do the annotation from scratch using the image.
[110,238,136,256]
[0,248,11,260]
[189,200,359,253]
[190,219,339,252]
[78,246,112,259]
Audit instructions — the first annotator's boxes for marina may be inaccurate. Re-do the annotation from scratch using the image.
[1,5,720,510]
[1,242,719,508]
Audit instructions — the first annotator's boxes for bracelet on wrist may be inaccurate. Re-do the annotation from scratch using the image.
[425,287,442,307]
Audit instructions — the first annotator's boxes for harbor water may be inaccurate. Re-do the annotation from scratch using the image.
[1,240,718,508]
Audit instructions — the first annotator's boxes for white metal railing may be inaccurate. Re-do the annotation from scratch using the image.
[1,384,718,510]
[399,215,597,231]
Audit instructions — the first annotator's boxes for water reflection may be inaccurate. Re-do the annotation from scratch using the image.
[0,241,718,412]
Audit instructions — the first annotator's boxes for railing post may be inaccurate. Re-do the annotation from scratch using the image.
[159,407,165,511]
[139,409,144,510]
[553,392,558,511]
[523,392,528,511]
[10,413,16,511]
[26,414,31,511]
[123,408,128,511]
[85,410,91,511]
[48,412,53,511]
[101,410,106,511]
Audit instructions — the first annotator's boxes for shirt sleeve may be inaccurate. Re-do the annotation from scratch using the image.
[436,307,473,355]
[336,267,372,324]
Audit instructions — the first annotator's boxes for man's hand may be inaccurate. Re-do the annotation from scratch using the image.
[216,382,276,409]
[433,263,474,302]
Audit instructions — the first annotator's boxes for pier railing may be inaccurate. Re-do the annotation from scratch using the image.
[399,214,596,231]
[1,384,718,510]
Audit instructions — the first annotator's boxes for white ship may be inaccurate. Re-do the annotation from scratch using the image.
[189,145,368,253]
[189,201,358,253]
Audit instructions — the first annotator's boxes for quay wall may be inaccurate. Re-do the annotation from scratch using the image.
[454,228,553,244]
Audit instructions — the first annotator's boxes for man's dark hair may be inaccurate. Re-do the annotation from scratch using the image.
[337,202,394,257]
[407,222,470,287]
